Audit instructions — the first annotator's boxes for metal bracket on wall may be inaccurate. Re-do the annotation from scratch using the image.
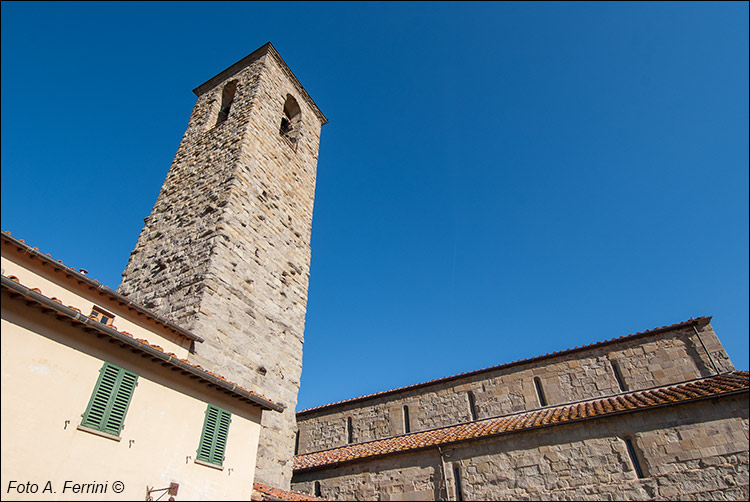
[146,482,179,501]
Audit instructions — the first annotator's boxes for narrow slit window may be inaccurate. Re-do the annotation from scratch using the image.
[624,437,646,478]
[534,377,547,407]
[611,361,627,392]
[467,391,478,421]
[80,362,138,437]
[346,417,353,444]
[403,405,411,434]
[314,481,322,498]
[216,80,237,126]
[196,405,232,467]
[294,429,300,455]
[453,465,464,502]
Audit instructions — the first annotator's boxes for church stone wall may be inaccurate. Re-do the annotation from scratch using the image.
[292,394,749,501]
[119,46,324,488]
[297,451,444,502]
[297,323,733,454]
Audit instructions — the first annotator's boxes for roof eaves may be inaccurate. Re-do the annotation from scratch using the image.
[1,274,283,413]
[1,231,204,344]
[252,482,325,501]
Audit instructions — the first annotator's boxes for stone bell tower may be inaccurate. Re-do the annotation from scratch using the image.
[118,42,326,488]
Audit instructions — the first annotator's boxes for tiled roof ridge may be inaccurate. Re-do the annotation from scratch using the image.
[1,230,203,343]
[252,482,325,501]
[297,316,713,415]
[1,273,283,412]
[293,371,749,472]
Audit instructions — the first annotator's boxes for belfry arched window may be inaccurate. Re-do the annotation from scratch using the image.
[216,80,237,126]
[279,94,301,149]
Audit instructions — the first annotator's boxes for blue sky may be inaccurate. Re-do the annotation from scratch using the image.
[2,2,747,411]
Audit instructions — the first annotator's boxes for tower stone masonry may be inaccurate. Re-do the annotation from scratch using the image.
[118,43,326,488]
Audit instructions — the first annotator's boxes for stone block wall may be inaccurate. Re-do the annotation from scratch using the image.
[297,322,734,454]
[119,45,325,488]
[292,394,749,500]
[294,450,442,501]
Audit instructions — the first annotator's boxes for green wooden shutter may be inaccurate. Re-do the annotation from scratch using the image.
[81,362,138,436]
[103,370,138,435]
[212,409,231,465]
[197,406,219,462]
[197,405,232,466]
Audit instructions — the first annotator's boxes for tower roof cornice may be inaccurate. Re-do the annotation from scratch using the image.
[192,42,328,125]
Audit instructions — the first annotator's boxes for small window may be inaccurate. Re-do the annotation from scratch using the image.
[453,465,464,501]
[611,360,627,392]
[346,416,353,444]
[80,362,138,437]
[403,405,411,434]
[89,306,115,326]
[467,391,478,421]
[279,94,301,149]
[216,80,237,126]
[197,405,232,467]
[294,429,300,455]
[313,481,322,498]
[534,377,547,407]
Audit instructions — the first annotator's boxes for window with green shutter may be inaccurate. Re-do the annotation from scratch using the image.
[80,362,138,437]
[196,405,232,467]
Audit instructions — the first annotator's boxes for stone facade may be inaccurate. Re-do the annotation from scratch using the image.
[292,320,749,500]
[293,395,749,501]
[296,320,733,454]
[119,43,326,488]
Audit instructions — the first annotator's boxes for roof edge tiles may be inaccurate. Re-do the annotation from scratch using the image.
[297,316,713,416]
[1,274,283,413]
[252,482,325,501]
[1,231,204,344]
[192,42,327,125]
[293,371,749,472]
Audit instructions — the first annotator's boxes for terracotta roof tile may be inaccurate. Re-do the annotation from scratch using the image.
[1,230,204,343]
[294,371,748,472]
[1,274,283,412]
[252,482,325,501]
[297,316,712,415]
